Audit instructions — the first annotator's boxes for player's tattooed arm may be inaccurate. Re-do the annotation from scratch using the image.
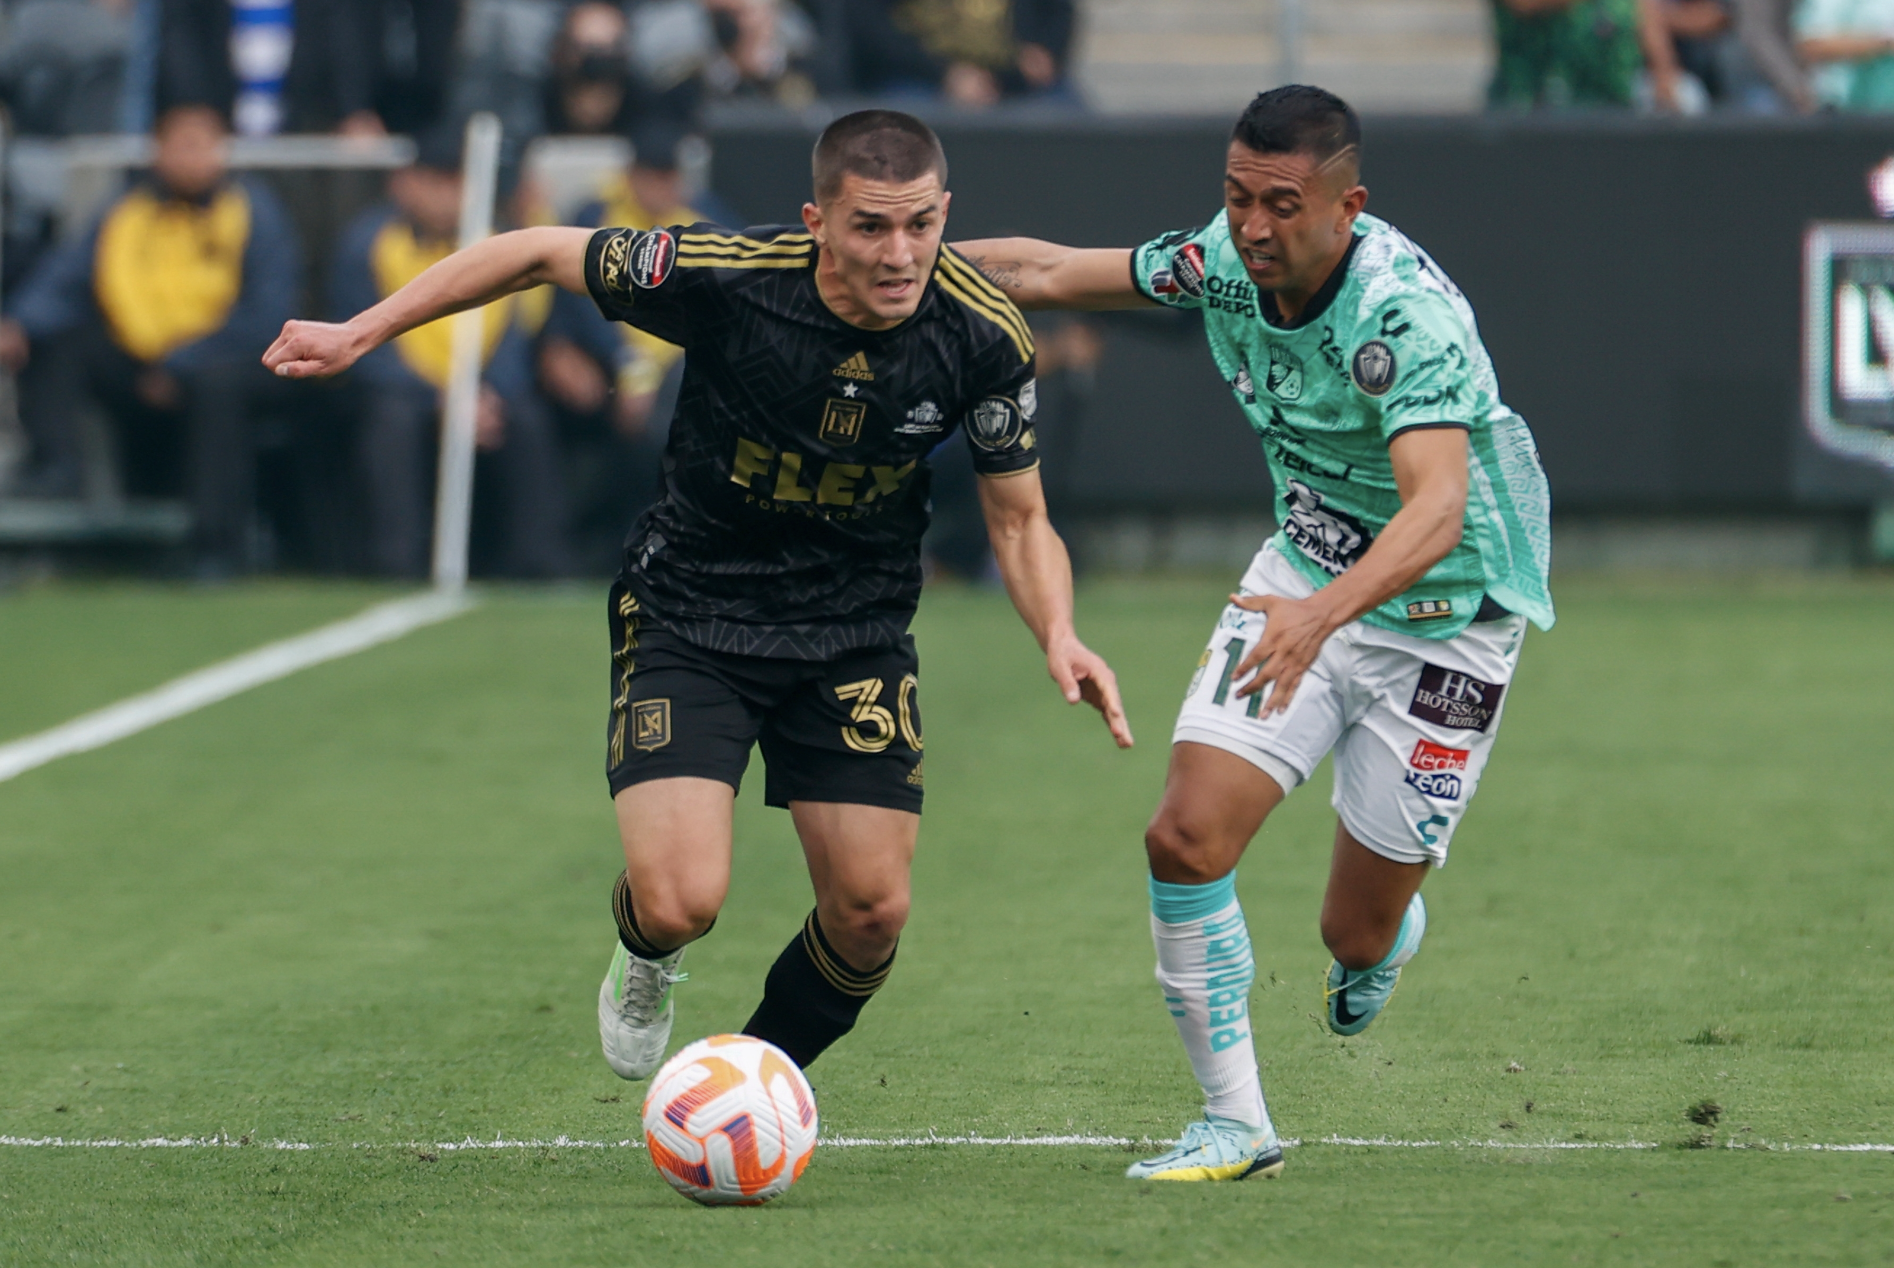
[952,238,1153,311]
[264,226,594,379]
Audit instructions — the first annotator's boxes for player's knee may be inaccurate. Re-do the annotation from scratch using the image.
[1143,811,1229,886]
[638,894,722,950]
[830,892,908,949]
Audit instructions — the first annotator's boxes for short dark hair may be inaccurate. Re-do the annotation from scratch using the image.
[1231,85,1360,171]
[811,110,948,203]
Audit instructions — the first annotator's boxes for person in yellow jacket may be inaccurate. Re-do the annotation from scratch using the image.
[329,125,570,578]
[0,104,300,575]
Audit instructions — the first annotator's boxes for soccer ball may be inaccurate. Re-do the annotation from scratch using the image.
[641,1035,819,1206]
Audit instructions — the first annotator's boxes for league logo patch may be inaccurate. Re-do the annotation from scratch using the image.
[1404,770,1463,800]
[632,698,671,752]
[1408,664,1505,733]
[1150,268,1177,296]
[1170,243,1207,298]
[1265,342,1304,401]
[820,398,868,445]
[627,228,675,289]
[1019,378,1038,419]
[968,396,1026,452]
[1351,340,1396,397]
[1408,739,1469,773]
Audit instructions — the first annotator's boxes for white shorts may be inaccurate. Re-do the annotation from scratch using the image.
[1172,541,1527,867]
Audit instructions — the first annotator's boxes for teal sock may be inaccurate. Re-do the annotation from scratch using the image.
[1366,893,1427,974]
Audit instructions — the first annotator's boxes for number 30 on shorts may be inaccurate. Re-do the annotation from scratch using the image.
[833,674,923,754]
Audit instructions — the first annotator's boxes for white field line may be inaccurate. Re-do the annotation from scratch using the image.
[2,1133,1889,1154]
[0,589,476,784]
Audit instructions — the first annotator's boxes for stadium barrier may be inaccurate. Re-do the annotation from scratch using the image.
[706,109,1894,522]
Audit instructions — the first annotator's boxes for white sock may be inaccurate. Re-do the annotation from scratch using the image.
[1149,874,1274,1134]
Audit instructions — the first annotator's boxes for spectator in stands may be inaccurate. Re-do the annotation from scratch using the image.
[813,0,1074,106]
[368,0,462,135]
[155,0,386,135]
[0,0,133,136]
[1488,0,1682,110]
[1795,0,1894,110]
[534,118,736,568]
[1647,0,1812,110]
[544,1,651,135]
[329,126,570,578]
[625,0,818,110]
[0,103,299,575]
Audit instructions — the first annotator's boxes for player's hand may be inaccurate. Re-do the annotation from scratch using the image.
[1229,592,1338,716]
[1047,633,1133,749]
[263,320,370,379]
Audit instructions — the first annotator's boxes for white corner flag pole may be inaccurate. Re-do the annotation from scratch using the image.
[431,112,504,592]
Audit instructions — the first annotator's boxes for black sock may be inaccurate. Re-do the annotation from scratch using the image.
[742,909,895,1069]
[611,870,707,960]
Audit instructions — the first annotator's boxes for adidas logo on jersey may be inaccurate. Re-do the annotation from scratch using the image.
[833,352,874,381]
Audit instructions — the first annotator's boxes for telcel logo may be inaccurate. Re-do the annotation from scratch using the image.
[1409,739,1469,772]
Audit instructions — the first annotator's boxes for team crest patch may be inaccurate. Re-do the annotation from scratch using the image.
[820,398,868,445]
[1265,342,1304,401]
[627,229,675,289]
[1351,340,1396,397]
[632,699,671,751]
[968,396,1025,452]
[1169,243,1207,298]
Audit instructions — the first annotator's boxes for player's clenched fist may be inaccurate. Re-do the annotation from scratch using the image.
[263,320,366,379]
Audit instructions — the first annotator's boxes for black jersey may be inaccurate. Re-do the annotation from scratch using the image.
[584,222,1039,659]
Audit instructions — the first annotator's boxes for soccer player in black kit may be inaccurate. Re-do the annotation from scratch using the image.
[264,111,1132,1080]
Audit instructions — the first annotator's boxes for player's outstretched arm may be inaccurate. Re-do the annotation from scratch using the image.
[1232,427,1471,714]
[952,239,1152,311]
[263,226,596,379]
[977,467,1134,748]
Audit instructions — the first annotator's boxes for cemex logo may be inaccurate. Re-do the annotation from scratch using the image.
[1408,739,1469,772]
[1407,664,1504,732]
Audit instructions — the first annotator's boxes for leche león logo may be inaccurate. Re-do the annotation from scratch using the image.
[1805,222,1894,470]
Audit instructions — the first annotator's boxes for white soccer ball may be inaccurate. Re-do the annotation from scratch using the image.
[641,1034,819,1206]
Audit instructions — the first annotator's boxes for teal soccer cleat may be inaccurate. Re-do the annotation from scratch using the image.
[1326,893,1426,1036]
[1124,1115,1285,1182]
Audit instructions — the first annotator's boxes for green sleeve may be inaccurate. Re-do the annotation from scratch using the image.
[1130,226,1213,311]
[1360,294,1477,443]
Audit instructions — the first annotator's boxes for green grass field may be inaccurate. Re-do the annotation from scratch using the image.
[3,574,1893,1265]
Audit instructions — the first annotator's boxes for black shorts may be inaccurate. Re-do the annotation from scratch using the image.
[605,584,925,813]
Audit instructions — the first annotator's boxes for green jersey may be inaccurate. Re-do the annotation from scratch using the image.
[1131,211,1554,637]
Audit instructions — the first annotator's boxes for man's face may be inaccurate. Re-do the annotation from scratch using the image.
[153,107,229,200]
[1222,140,1365,295]
[390,167,465,239]
[803,173,949,326]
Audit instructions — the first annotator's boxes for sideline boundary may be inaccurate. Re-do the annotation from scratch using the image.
[0,590,477,784]
[3,1133,1889,1154]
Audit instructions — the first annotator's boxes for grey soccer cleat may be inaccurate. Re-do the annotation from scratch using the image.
[597,941,687,1080]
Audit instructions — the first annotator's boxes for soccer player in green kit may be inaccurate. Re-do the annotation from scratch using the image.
[956,85,1554,1181]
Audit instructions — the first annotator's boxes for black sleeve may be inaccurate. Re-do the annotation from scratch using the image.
[583,225,700,348]
[961,352,1041,477]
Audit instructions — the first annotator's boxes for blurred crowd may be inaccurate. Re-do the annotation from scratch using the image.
[1490,0,1894,114]
[8,0,1894,578]
[0,0,1082,579]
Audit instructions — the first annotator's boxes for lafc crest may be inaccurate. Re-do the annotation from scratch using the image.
[821,398,867,445]
[632,698,671,751]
